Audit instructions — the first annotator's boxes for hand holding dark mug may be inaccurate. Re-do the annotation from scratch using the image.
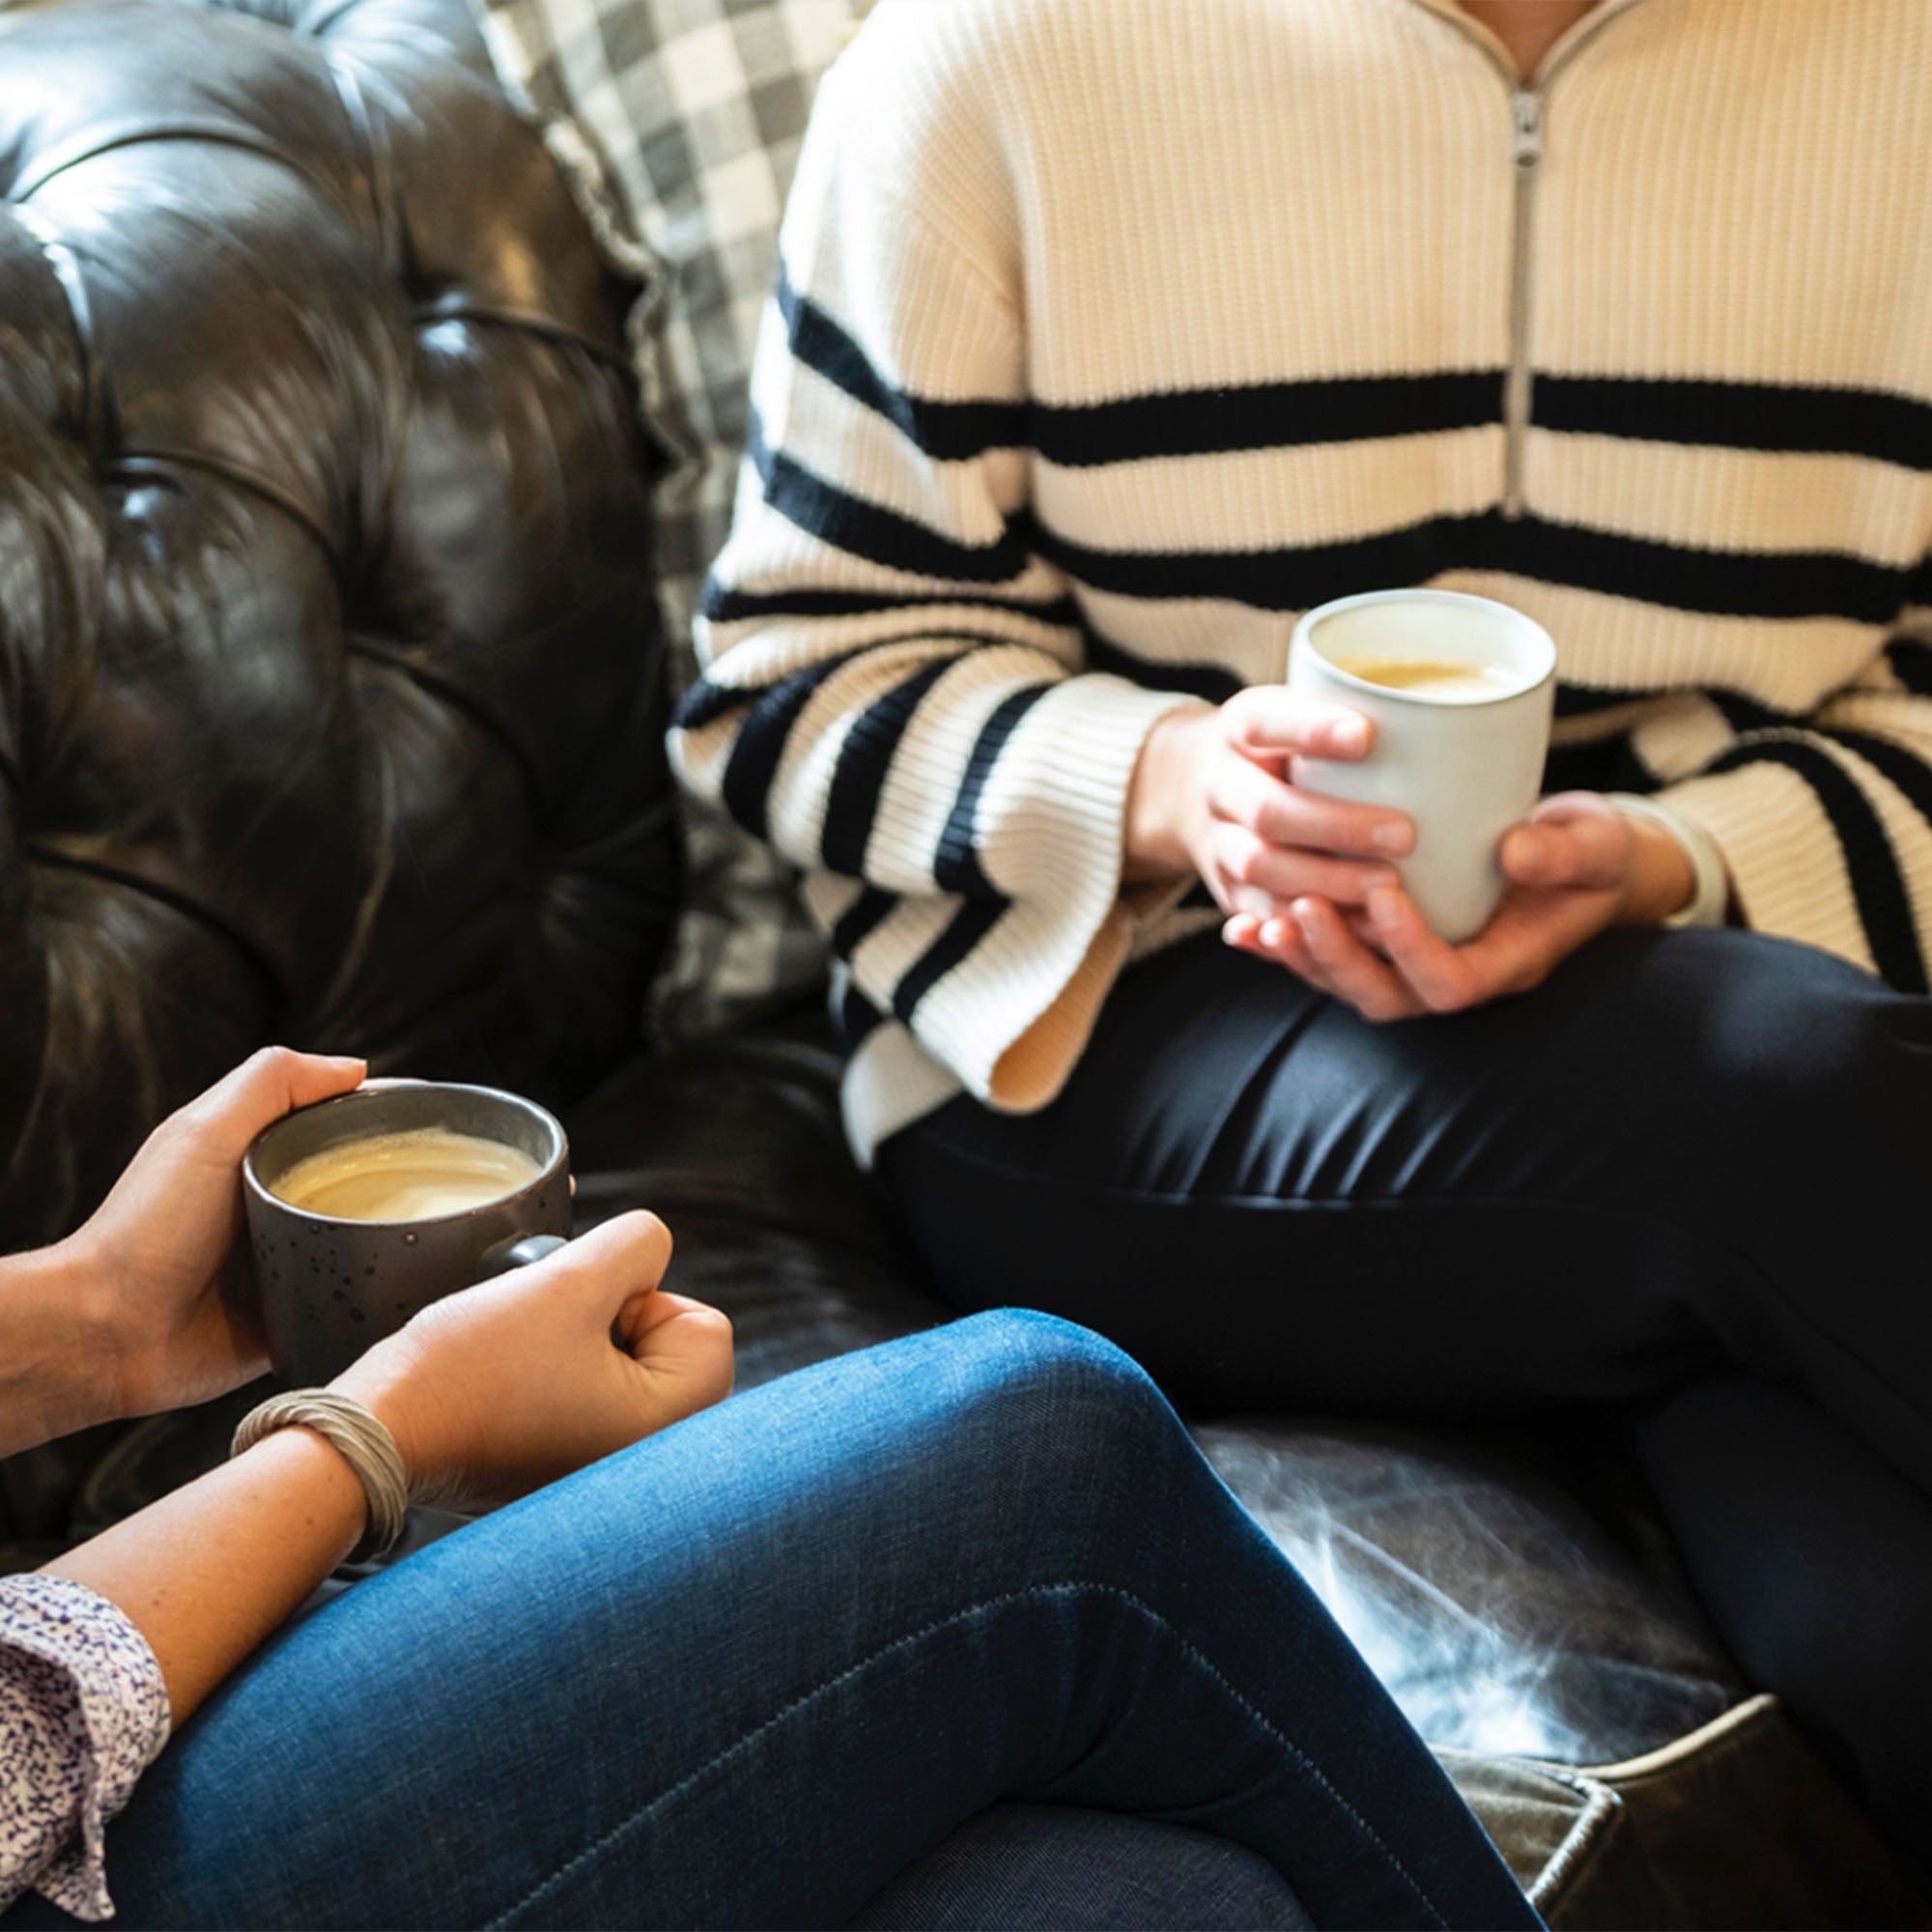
[330,1212,735,1509]
[243,1080,575,1385]
[50,1047,370,1431]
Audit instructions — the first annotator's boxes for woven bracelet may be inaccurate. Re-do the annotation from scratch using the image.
[231,1391,411,1566]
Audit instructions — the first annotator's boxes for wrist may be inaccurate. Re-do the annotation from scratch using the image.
[57,1221,189,1428]
[1608,794,1732,928]
[1615,813,1696,925]
[328,1339,444,1497]
[1123,705,1215,880]
[0,1239,125,1452]
[232,1393,409,1565]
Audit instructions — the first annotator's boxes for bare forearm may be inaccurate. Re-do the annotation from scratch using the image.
[0,1242,117,1457]
[42,1427,367,1724]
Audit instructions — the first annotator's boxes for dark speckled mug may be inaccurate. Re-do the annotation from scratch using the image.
[243,1081,572,1385]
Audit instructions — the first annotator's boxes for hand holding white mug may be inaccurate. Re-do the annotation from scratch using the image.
[1226,790,1697,1021]
[1123,688,1414,913]
[331,1210,735,1509]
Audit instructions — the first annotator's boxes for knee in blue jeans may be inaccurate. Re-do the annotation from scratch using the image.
[923,1309,1182,1492]
[940,1307,1161,1400]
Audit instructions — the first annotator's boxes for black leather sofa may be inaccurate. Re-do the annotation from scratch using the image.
[0,0,1923,1922]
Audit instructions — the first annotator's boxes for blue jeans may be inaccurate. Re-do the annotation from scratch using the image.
[5,1314,1534,1930]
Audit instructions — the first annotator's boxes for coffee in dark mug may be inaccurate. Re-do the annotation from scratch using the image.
[244,1080,572,1385]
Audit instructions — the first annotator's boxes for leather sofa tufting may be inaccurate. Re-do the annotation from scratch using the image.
[0,0,1924,1923]
[0,0,682,1251]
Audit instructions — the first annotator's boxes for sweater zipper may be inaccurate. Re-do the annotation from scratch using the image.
[1503,90,1543,519]
[1418,1,1652,521]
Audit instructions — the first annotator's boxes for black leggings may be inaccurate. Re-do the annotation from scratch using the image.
[878,927,1932,1848]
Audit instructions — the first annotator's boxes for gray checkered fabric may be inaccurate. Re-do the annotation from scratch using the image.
[471,0,870,1035]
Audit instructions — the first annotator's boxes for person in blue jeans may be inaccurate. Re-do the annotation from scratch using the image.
[0,1050,1534,1930]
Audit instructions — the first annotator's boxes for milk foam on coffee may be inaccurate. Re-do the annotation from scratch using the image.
[1330,658,1517,701]
[271,1128,541,1222]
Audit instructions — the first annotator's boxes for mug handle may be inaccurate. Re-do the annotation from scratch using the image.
[484,1235,568,1273]
[478,1235,630,1351]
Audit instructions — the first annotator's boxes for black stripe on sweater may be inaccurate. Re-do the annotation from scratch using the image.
[677,637,939,736]
[776,262,1027,460]
[1028,508,1915,624]
[832,887,898,959]
[1708,690,1803,735]
[1543,738,1660,798]
[821,657,957,877]
[700,580,1085,632]
[934,683,1055,897]
[1536,377,1932,472]
[1884,638,1932,697]
[778,263,1505,467]
[1083,635,1244,704]
[1713,693,1932,870]
[1032,373,1504,469]
[1701,738,1928,992]
[773,279,1932,473]
[1816,727,1932,849]
[1551,682,1808,725]
[675,670,777,735]
[720,651,863,840]
[1554,684,1657,721]
[836,980,886,1051]
[895,898,1011,1022]
[749,414,1034,585]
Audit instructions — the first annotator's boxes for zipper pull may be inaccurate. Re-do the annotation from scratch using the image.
[1511,90,1545,172]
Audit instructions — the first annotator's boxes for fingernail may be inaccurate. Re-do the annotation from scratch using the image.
[1292,898,1321,937]
[1332,718,1369,755]
[1261,919,1290,950]
[1372,820,1413,855]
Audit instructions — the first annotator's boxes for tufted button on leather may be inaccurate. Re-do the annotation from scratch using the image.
[0,0,680,1243]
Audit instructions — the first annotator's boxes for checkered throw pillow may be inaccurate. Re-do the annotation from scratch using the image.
[471,0,871,1036]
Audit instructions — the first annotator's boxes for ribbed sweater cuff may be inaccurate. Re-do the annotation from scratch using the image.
[1662,760,1870,966]
[914,676,1199,1113]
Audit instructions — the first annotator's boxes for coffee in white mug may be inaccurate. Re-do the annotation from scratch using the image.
[1328,658,1519,701]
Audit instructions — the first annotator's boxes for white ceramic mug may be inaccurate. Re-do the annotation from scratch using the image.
[1287,589,1557,945]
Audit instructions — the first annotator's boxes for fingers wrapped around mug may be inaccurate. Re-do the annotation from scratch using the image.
[1203,755,1411,918]
[1226,899,1428,1022]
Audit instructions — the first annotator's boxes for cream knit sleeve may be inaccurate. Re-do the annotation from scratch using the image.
[668,28,1195,1112]
[1658,635,1932,989]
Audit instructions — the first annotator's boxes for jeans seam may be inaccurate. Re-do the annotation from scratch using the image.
[482,1579,1451,1932]
[903,1131,1930,1435]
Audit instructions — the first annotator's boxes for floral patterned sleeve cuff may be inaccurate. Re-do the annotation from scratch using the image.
[2,1574,171,1922]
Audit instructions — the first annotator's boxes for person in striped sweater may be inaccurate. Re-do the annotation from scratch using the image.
[670,0,1932,1851]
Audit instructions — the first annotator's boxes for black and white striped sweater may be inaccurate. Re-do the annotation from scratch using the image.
[670,0,1932,1158]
